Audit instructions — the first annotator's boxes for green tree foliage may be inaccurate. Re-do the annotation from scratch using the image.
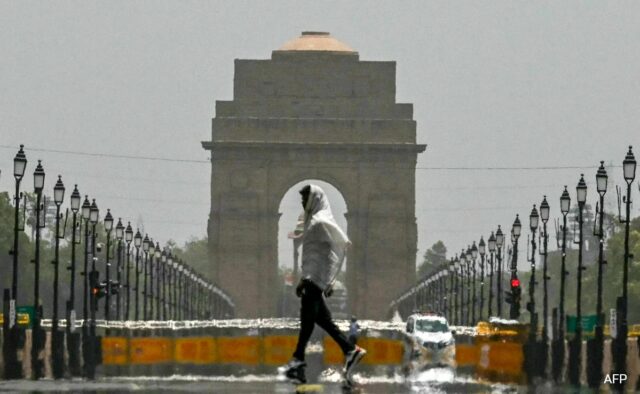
[417,241,447,279]
[171,237,211,279]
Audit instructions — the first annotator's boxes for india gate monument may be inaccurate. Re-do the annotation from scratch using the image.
[202,32,426,319]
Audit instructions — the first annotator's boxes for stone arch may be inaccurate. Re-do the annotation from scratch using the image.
[201,32,426,318]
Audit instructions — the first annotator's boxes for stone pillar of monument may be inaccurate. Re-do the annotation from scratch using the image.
[202,32,425,318]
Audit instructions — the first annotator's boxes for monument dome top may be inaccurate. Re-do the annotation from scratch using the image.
[277,32,355,53]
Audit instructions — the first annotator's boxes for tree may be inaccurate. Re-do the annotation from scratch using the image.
[171,237,210,279]
[417,241,447,279]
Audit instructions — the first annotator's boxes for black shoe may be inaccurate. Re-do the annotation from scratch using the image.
[281,358,307,384]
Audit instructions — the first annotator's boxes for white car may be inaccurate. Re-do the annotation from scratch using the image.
[404,313,456,366]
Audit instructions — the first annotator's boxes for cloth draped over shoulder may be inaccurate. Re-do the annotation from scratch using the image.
[300,184,351,291]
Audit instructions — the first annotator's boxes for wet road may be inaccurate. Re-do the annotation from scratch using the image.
[0,369,532,393]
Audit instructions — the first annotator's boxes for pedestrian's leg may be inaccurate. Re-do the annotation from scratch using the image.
[315,295,354,355]
[293,282,319,361]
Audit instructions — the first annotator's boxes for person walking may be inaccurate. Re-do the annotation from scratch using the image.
[282,184,366,386]
[348,315,360,346]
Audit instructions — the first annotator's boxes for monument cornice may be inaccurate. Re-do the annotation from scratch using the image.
[201,141,427,153]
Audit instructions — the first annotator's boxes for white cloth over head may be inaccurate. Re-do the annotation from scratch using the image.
[300,184,351,291]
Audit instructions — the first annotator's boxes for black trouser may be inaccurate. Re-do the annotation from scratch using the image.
[293,280,354,362]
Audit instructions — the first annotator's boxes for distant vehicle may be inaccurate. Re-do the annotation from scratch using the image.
[404,313,456,366]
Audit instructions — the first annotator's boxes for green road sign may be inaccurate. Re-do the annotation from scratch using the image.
[566,314,598,335]
[16,306,35,328]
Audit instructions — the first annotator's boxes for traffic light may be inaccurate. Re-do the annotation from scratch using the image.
[92,282,107,299]
[509,278,521,319]
[108,281,120,295]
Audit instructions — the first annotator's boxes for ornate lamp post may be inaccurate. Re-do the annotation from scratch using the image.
[510,215,522,320]
[157,244,164,319]
[448,258,456,323]
[528,204,539,341]
[51,175,66,379]
[539,196,550,344]
[552,186,571,383]
[11,145,27,306]
[164,250,170,319]
[540,196,551,382]
[585,162,608,388]
[115,219,124,320]
[86,198,99,380]
[80,195,91,367]
[142,235,150,320]
[569,174,588,386]
[66,185,81,375]
[459,251,467,325]
[470,243,479,325]
[133,230,142,320]
[178,262,184,320]
[614,146,636,386]
[478,237,486,320]
[3,145,27,380]
[487,232,496,318]
[124,223,133,319]
[31,160,45,380]
[495,226,505,317]
[149,238,160,320]
[103,209,114,321]
[148,237,155,320]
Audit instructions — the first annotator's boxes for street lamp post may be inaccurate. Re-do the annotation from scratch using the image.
[142,235,150,320]
[448,259,455,322]
[539,197,550,345]
[31,160,45,380]
[586,161,608,388]
[176,263,186,320]
[149,240,156,320]
[528,204,539,342]
[134,230,142,320]
[157,245,164,319]
[459,251,467,325]
[115,219,124,320]
[103,210,113,321]
[510,215,522,320]
[539,196,551,380]
[569,174,588,386]
[488,232,496,318]
[80,195,91,376]
[478,237,486,321]
[495,226,505,318]
[552,186,571,383]
[3,145,27,380]
[165,246,173,320]
[66,185,81,376]
[471,242,478,325]
[170,258,176,320]
[11,145,27,305]
[614,146,636,388]
[86,198,99,380]
[51,175,66,379]
[524,204,540,382]
[124,223,133,320]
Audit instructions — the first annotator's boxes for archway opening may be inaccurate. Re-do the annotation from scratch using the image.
[277,180,349,317]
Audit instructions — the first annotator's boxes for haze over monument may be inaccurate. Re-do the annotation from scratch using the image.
[203,32,424,318]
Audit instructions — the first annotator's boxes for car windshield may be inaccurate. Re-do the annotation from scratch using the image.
[415,319,449,333]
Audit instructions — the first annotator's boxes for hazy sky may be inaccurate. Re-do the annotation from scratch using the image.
[1,1,639,271]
